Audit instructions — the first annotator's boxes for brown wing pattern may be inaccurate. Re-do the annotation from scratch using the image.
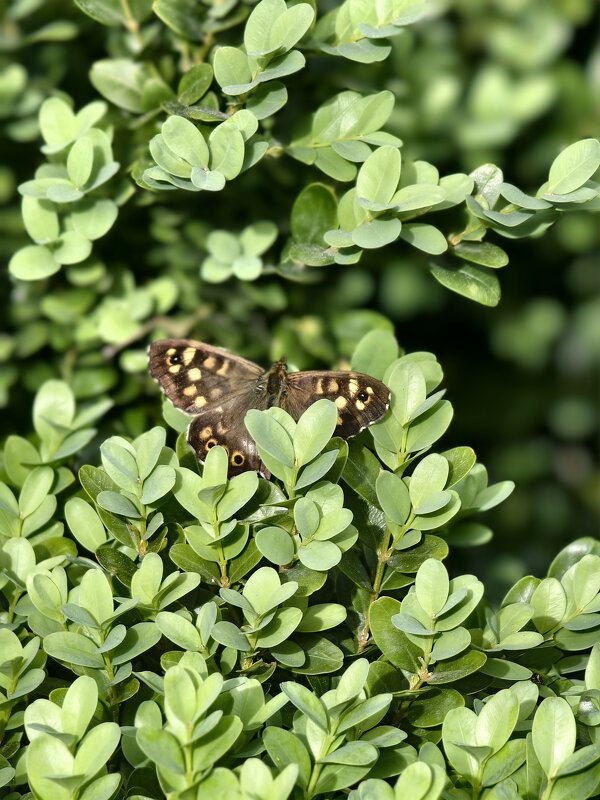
[284,371,390,437]
[148,339,268,474]
[148,339,263,414]
[149,339,391,476]
[186,397,267,475]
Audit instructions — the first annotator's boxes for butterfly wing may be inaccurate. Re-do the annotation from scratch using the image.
[284,371,390,437]
[148,339,267,474]
[187,395,267,475]
[148,339,263,413]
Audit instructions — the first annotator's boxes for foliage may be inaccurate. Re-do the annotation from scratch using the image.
[1,0,600,798]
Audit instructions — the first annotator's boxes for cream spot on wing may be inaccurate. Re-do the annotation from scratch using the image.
[183,385,197,396]
[214,406,223,413]
[209,387,222,399]
[366,386,374,395]
[166,347,176,356]
[182,347,196,365]
[336,415,343,426]
[194,396,207,408]
[316,378,324,394]
[216,421,227,434]
[188,367,202,382]
[169,364,181,374]
[335,396,347,409]
[199,426,212,439]
[355,400,366,411]
[348,378,359,397]
[216,362,230,376]
[204,356,216,369]
[328,379,339,393]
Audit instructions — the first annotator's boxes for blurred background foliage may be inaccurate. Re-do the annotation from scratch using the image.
[0,0,598,598]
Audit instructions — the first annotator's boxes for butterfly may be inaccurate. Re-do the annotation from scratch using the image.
[148,339,390,475]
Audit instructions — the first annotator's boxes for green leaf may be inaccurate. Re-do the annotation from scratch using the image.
[154,0,205,40]
[351,218,402,249]
[245,409,295,468]
[22,196,59,243]
[547,138,600,194]
[319,740,378,766]
[429,650,487,683]
[213,47,254,94]
[65,497,107,552]
[376,471,410,526]
[73,0,148,26]
[297,603,347,633]
[532,696,576,777]
[137,728,185,774]
[476,689,518,752]
[246,82,288,120]
[259,50,306,84]
[244,0,314,56]
[90,58,150,113]
[453,241,509,268]
[140,465,176,505]
[178,63,213,105]
[209,124,245,179]
[291,182,338,246]
[281,681,328,729]
[162,115,210,167]
[97,490,140,518]
[19,465,54,517]
[342,442,381,506]
[43,631,104,668]
[415,559,449,618]
[293,399,337,467]
[481,739,526,788]
[53,231,93,265]
[9,245,59,280]
[73,722,121,776]
[409,454,449,509]
[212,621,249,651]
[70,198,118,240]
[67,135,94,187]
[255,525,295,565]
[400,223,448,255]
[369,597,421,674]
[407,687,464,728]
[263,727,311,790]
[356,146,401,206]
[429,261,501,306]
[351,330,398,379]
[38,96,77,151]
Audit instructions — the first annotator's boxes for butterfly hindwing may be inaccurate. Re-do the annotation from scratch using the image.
[187,398,265,475]
[285,371,390,437]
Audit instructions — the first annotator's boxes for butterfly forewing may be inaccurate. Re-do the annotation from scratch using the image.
[148,339,263,413]
[285,371,390,437]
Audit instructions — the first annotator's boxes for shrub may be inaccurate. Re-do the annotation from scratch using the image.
[1,1,599,798]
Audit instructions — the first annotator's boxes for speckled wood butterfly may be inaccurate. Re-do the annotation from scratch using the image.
[148,339,390,475]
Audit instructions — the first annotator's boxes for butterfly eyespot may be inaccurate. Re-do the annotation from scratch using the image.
[357,390,370,403]
[231,451,245,467]
[167,354,181,365]
[205,438,218,449]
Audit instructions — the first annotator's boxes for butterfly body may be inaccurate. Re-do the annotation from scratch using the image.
[148,339,390,475]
